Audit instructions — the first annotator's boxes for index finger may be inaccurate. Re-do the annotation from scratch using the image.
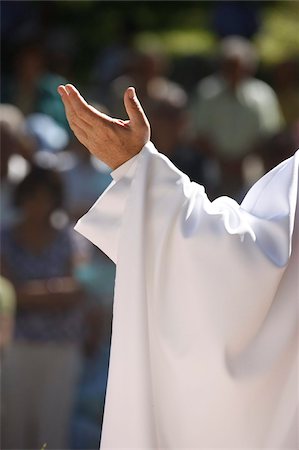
[58,85,82,126]
[58,86,89,139]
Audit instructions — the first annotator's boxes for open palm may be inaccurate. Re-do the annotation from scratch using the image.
[58,84,151,169]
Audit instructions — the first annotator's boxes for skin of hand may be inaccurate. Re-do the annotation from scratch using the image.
[57,84,151,169]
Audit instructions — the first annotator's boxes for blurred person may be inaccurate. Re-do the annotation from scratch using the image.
[90,17,138,104]
[56,103,115,449]
[191,36,283,199]
[0,104,35,227]
[109,49,187,119]
[148,96,204,184]
[58,111,111,222]
[44,27,77,80]
[0,167,85,450]
[272,57,299,127]
[71,254,115,450]
[59,84,298,449]
[261,120,299,174]
[5,38,69,130]
[260,57,299,175]
[25,112,69,154]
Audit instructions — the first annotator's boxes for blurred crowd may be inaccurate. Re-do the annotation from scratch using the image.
[1,3,299,450]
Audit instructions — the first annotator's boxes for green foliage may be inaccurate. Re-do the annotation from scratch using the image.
[29,1,299,76]
[135,30,216,56]
[255,2,299,64]
[134,2,299,61]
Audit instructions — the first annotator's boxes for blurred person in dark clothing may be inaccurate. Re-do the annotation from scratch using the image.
[261,120,299,174]
[4,39,69,130]
[272,57,299,127]
[70,251,115,450]
[261,58,299,175]
[58,128,111,222]
[0,104,35,227]
[90,16,138,105]
[56,106,116,449]
[109,49,187,119]
[0,167,85,450]
[148,96,204,185]
[191,36,283,199]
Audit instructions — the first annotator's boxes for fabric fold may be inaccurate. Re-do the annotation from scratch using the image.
[75,142,298,449]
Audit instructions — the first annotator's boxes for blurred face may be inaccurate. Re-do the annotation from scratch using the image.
[22,187,56,222]
[222,57,248,87]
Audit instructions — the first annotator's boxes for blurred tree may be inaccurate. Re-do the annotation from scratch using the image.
[1,1,298,86]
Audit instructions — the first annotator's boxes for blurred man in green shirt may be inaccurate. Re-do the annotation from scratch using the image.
[191,36,283,198]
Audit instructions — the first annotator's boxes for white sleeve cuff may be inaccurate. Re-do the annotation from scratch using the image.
[111,152,141,181]
[111,141,156,181]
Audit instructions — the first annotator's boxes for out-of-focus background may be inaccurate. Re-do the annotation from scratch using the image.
[0,1,298,449]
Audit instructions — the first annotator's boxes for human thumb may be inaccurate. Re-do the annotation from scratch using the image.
[124,87,150,132]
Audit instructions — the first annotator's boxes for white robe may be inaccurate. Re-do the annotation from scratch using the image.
[75,142,299,449]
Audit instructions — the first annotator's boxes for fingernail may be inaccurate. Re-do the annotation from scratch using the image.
[65,85,71,94]
[128,87,136,99]
[57,86,64,96]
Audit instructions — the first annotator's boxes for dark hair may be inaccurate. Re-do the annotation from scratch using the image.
[13,166,64,210]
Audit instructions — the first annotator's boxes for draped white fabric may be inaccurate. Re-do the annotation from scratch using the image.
[75,142,299,449]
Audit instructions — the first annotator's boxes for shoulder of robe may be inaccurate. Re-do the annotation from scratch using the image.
[240,150,299,267]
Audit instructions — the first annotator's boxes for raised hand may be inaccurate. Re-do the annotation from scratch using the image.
[57,84,151,169]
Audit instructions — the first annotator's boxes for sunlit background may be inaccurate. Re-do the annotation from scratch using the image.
[1,1,299,449]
